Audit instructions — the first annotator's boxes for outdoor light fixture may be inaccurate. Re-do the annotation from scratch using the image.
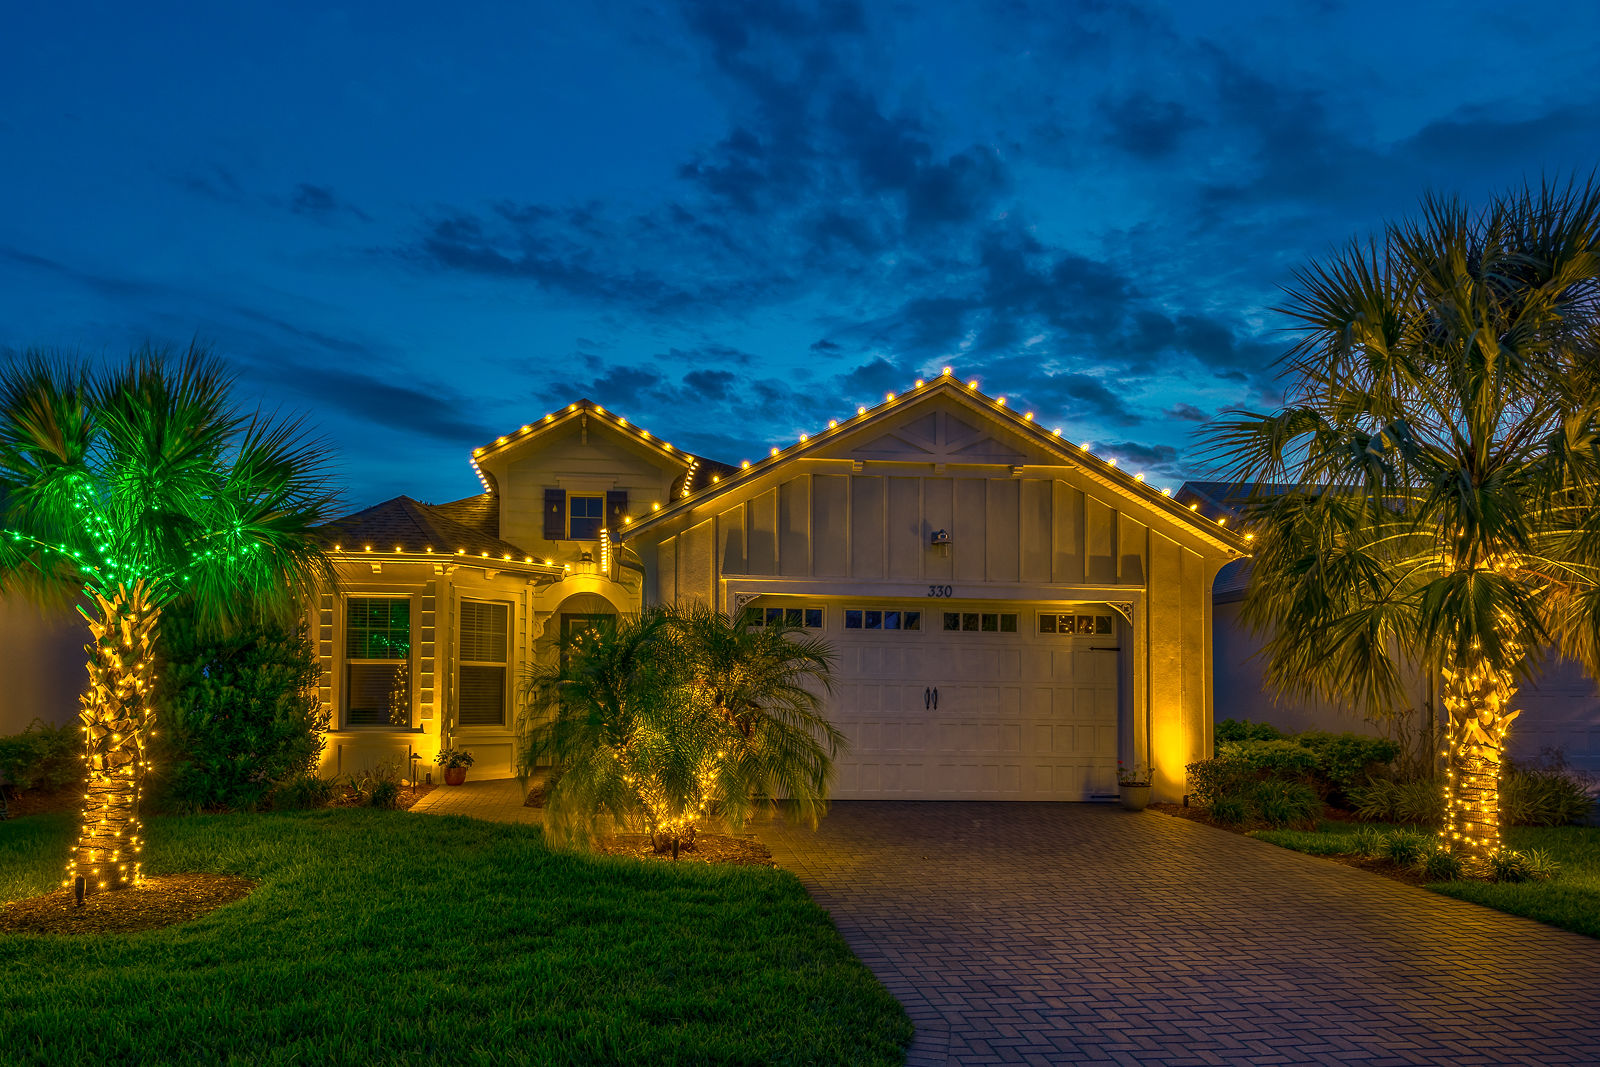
[930,528,952,557]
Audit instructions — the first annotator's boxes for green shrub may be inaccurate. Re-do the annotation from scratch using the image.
[1378,830,1430,867]
[1215,718,1283,743]
[1521,848,1563,882]
[1186,757,1253,804]
[1250,779,1320,828]
[1350,826,1389,857]
[1394,779,1445,826]
[150,601,328,813]
[367,779,402,809]
[345,758,405,807]
[1503,768,1593,827]
[0,719,82,792]
[1487,849,1532,883]
[272,773,338,811]
[1294,731,1402,791]
[1420,846,1465,881]
[1348,778,1399,821]
[1209,793,1250,826]
[1221,739,1321,780]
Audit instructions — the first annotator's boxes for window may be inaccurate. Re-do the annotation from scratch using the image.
[345,597,411,727]
[752,604,824,629]
[458,601,509,727]
[569,495,604,540]
[844,608,921,631]
[942,611,1017,633]
[1039,613,1115,635]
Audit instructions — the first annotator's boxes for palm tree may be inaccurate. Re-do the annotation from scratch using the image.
[1207,178,1600,870]
[0,346,336,894]
[519,605,843,857]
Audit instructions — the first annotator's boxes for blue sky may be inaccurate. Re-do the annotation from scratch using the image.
[3,1,1597,510]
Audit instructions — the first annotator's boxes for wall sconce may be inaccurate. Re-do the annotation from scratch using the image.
[930,528,952,558]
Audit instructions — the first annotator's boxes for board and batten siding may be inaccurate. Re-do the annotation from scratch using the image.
[652,472,1148,590]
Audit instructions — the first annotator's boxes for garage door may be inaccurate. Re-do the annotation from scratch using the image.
[822,602,1121,800]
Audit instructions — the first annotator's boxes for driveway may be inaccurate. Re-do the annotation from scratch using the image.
[757,803,1600,1066]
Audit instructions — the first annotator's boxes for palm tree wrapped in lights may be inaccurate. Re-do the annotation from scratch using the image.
[1208,178,1600,870]
[0,347,335,894]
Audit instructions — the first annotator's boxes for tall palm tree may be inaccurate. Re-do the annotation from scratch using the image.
[0,346,336,894]
[519,605,843,856]
[1207,178,1600,869]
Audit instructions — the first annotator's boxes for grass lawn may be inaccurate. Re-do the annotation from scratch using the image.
[1254,821,1600,939]
[0,809,911,1065]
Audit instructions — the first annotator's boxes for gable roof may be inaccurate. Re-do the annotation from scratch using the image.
[318,495,555,567]
[466,398,736,496]
[618,372,1252,554]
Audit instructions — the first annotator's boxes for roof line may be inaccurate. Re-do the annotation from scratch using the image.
[615,370,1251,554]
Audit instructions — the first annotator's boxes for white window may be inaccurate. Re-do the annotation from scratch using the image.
[843,608,920,631]
[754,605,825,629]
[458,600,509,727]
[569,495,604,540]
[345,597,411,727]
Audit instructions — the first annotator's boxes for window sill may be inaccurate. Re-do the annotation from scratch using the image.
[326,727,424,735]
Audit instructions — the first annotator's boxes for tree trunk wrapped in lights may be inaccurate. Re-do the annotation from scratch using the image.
[1442,656,1520,867]
[69,582,160,894]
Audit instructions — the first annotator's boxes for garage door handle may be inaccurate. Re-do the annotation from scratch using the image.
[1089,646,1121,651]
[924,687,931,710]
[933,686,939,709]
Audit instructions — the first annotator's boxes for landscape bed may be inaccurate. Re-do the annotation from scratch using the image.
[0,809,911,1066]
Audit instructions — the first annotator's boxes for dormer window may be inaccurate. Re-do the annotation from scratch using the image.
[568,495,604,540]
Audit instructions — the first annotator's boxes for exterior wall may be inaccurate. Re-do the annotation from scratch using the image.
[0,597,85,736]
[481,417,682,565]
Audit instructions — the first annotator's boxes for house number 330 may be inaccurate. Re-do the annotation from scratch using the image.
[926,585,954,598]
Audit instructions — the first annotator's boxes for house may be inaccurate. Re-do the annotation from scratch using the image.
[315,373,1249,802]
[1179,481,1600,773]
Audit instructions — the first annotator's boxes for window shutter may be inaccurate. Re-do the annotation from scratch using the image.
[544,488,565,540]
[605,490,628,533]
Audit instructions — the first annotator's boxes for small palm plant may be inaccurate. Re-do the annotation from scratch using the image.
[1207,178,1600,870]
[0,346,335,894]
[519,605,843,857]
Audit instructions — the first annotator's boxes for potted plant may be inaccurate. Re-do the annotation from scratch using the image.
[1117,760,1152,811]
[435,748,475,786]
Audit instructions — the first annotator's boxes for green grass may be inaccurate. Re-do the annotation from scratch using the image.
[1252,820,1600,939]
[0,810,911,1065]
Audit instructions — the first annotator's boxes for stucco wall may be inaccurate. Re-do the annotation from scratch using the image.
[0,597,85,736]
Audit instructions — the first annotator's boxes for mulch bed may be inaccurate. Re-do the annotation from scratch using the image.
[595,833,776,868]
[1149,803,1430,886]
[330,783,435,810]
[1,874,258,935]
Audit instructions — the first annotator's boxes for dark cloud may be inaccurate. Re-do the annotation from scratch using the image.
[0,245,167,301]
[255,362,493,443]
[1100,439,1181,478]
[290,183,372,223]
[1100,92,1196,159]
[1166,402,1210,423]
[683,367,737,399]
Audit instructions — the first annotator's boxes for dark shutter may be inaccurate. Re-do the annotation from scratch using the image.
[605,490,628,533]
[544,488,566,540]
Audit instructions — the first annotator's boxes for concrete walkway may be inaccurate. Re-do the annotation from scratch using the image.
[757,802,1600,1066]
[408,777,543,824]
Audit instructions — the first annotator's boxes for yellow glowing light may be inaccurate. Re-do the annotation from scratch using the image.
[711,474,720,483]
[1107,458,1118,467]
[915,378,924,387]
[544,558,553,565]
[652,502,661,511]
[521,424,531,433]
[967,379,978,389]
[857,405,867,415]
[800,433,809,443]
[1024,411,1034,421]
[544,414,554,422]
[942,366,953,375]
[496,436,506,445]
[1134,473,1145,482]
[1189,502,1199,510]
[886,392,896,401]
[771,446,780,456]
[741,460,750,469]
[1052,428,1061,436]
[1245,532,1255,540]
[568,403,578,412]
[594,405,605,413]
[828,419,838,428]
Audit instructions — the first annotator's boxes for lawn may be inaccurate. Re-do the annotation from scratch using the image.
[1253,821,1600,939]
[0,809,912,1066]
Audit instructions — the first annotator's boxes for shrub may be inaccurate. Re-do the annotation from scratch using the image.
[1394,779,1445,826]
[1250,780,1320,828]
[272,773,337,811]
[1221,739,1321,780]
[1215,718,1283,743]
[1502,767,1593,827]
[1209,793,1250,826]
[1521,848,1562,882]
[1378,830,1430,867]
[1348,778,1399,821]
[1186,757,1253,804]
[150,600,328,812]
[1294,732,1402,791]
[345,759,405,807]
[1420,846,1465,881]
[0,719,82,792]
[368,779,402,809]
[1350,826,1389,857]
[1487,849,1532,883]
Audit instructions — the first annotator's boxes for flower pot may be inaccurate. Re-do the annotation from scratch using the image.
[444,766,468,786]
[1119,784,1151,811]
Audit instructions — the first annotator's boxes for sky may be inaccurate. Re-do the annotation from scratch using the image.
[3,1,1598,511]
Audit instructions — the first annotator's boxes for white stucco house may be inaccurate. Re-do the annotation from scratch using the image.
[317,374,1249,802]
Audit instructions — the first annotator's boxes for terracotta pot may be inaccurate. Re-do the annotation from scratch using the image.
[1119,784,1151,811]
[444,766,468,786]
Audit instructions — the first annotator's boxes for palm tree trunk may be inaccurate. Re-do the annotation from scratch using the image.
[1442,655,1518,869]
[70,583,160,895]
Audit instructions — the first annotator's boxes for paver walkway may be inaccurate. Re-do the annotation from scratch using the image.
[408,777,543,824]
[757,803,1600,1066]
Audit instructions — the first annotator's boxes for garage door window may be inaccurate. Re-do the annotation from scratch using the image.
[844,609,921,631]
[942,612,1017,633]
[1039,613,1114,635]
[755,605,824,629]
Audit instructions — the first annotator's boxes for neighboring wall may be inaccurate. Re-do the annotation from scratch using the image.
[0,596,84,735]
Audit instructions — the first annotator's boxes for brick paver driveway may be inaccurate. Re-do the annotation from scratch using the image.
[757,803,1600,1065]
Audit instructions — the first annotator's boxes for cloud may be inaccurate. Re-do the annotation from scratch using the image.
[1100,92,1197,159]
[289,183,372,223]
[1165,402,1210,423]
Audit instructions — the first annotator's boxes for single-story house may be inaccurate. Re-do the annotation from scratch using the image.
[317,374,1249,801]
[1178,481,1600,773]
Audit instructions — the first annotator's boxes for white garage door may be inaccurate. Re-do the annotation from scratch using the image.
[823,603,1121,801]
